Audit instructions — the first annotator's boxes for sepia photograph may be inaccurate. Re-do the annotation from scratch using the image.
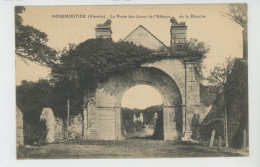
[14,4,249,159]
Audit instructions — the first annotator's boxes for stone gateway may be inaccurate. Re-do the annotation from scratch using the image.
[83,18,201,141]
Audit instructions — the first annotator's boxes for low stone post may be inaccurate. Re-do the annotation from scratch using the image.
[209,129,216,148]
[40,108,55,143]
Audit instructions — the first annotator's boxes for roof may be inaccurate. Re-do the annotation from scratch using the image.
[123,25,168,50]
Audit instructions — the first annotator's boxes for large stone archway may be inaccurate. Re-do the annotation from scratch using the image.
[83,67,185,140]
[82,18,202,141]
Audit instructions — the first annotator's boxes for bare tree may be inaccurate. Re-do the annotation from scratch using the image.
[223,4,247,28]
[221,4,247,59]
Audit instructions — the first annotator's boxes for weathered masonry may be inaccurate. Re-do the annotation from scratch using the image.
[83,18,201,140]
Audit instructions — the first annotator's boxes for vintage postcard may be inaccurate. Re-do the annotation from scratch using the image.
[15,4,248,159]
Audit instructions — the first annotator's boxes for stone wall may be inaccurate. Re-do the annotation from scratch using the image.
[16,106,24,147]
[54,117,64,141]
[68,114,83,139]
[18,106,78,144]
[200,93,225,140]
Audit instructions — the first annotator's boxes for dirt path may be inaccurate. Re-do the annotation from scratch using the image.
[17,139,248,159]
[125,127,154,139]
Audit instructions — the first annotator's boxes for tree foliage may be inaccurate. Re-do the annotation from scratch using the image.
[16,79,82,120]
[175,38,210,80]
[16,79,53,121]
[51,38,209,96]
[15,6,57,67]
[50,39,165,102]
[222,4,247,29]
[121,105,163,139]
[176,38,210,59]
[187,38,210,80]
[206,56,235,92]
[48,37,210,117]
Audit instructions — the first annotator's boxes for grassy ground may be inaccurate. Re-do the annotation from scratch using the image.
[17,138,248,159]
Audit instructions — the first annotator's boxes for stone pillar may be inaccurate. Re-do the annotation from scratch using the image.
[115,108,123,140]
[154,112,158,125]
[98,107,116,140]
[163,107,178,140]
[40,108,55,143]
[140,113,143,123]
[133,114,137,122]
[184,62,200,139]
[182,106,186,135]
[85,102,100,139]
[170,17,187,50]
[95,19,112,39]
[16,106,24,147]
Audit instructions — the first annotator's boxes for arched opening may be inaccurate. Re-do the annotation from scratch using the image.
[85,67,184,141]
[121,84,164,140]
[121,85,163,109]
